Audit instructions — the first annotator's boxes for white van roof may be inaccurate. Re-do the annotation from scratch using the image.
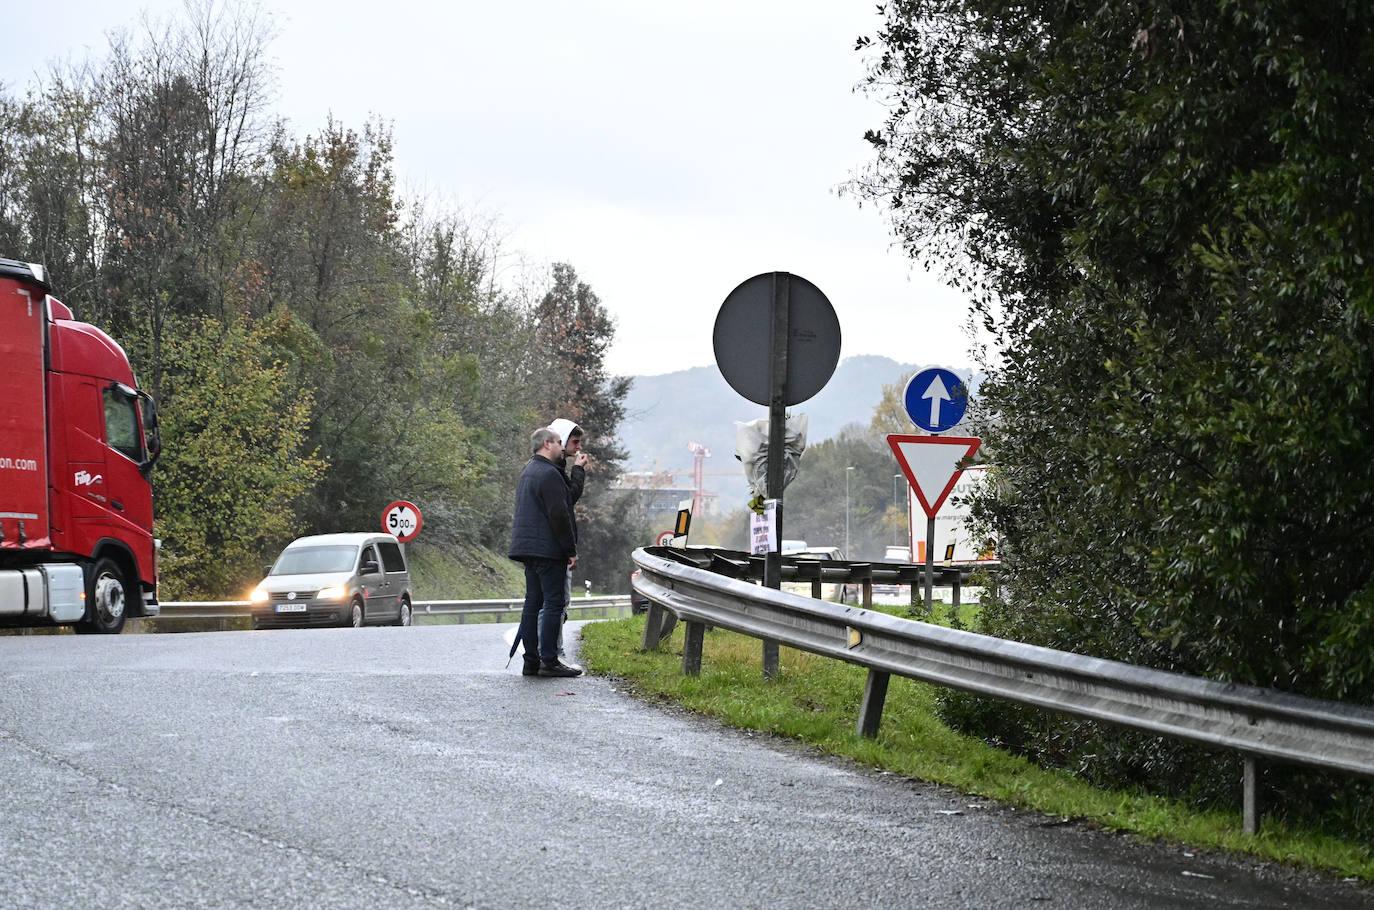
[284,532,394,548]
[796,546,844,560]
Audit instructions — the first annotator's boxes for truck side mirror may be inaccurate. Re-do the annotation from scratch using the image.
[361,560,380,576]
[139,392,162,473]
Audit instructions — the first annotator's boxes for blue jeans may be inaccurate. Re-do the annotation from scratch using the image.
[518,558,568,661]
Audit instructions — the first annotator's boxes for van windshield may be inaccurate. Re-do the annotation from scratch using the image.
[271,545,358,576]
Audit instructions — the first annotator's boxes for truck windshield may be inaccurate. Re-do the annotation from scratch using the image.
[271,545,358,576]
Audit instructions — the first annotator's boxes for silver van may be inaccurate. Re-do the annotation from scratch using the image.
[250,533,414,629]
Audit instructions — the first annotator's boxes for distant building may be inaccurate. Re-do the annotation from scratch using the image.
[613,471,721,524]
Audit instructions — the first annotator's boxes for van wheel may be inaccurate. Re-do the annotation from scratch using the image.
[349,598,365,628]
[395,598,412,627]
[75,558,129,635]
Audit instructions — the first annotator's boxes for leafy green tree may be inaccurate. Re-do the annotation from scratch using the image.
[249,122,496,538]
[155,315,325,598]
[524,263,644,591]
[869,379,916,439]
[530,262,632,470]
[856,0,1374,818]
[406,210,543,546]
[781,427,901,561]
[0,1,633,604]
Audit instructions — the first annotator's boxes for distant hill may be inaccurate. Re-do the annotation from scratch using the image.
[617,356,978,508]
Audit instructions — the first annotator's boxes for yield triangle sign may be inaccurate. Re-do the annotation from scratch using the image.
[887,434,982,520]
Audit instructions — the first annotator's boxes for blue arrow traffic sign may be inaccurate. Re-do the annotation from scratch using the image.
[903,368,970,433]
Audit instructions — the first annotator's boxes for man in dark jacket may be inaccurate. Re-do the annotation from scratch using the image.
[508,427,582,677]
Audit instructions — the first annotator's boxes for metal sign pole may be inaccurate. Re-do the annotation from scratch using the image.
[713,269,840,681]
[924,515,936,615]
[761,273,790,680]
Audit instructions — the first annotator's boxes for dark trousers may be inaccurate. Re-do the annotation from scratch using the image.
[519,558,568,661]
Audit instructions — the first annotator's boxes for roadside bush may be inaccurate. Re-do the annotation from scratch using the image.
[857,0,1374,831]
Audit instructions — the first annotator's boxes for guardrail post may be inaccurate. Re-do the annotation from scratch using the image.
[640,599,679,651]
[1243,757,1259,835]
[762,641,779,677]
[857,669,890,738]
[642,602,665,650]
[683,620,705,676]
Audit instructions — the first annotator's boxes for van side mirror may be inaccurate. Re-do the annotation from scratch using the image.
[361,560,379,576]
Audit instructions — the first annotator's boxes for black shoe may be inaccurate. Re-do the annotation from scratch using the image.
[539,659,583,678]
[522,658,541,677]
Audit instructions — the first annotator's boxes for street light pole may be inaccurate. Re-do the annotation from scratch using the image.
[892,474,901,546]
[845,466,854,558]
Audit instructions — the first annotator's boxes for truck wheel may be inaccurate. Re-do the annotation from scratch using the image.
[395,597,412,627]
[349,598,365,628]
[75,558,129,635]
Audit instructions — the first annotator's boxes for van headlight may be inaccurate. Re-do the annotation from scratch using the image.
[316,585,346,601]
[250,588,269,604]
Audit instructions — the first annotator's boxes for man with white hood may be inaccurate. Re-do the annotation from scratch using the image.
[548,418,587,655]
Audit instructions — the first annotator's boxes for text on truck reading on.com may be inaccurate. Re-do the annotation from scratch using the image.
[1,456,40,472]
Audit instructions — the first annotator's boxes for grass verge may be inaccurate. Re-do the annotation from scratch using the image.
[579,612,1374,882]
[407,541,526,600]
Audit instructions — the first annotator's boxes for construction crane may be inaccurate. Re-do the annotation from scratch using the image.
[687,442,711,517]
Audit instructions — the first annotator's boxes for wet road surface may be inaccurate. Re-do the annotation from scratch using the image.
[1,623,1369,908]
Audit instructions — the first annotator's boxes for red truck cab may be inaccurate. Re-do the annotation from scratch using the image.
[0,258,161,633]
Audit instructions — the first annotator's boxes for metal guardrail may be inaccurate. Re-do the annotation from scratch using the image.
[631,546,1374,834]
[652,546,999,610]
[156,595,632,621]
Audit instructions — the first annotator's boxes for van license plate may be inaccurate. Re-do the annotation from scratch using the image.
[275,603,308,613]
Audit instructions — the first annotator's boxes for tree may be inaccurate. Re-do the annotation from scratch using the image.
[249,121,498,538]
[154,314,324,599]
[855,0,1374,819]
[528,263,643,589]
[869,379,915,438]
[781,427,900,561]
[530,262,631,470]
[0,1,629,605]
[405,208,544,547]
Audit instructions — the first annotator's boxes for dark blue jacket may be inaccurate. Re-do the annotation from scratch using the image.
[508,455,577,562]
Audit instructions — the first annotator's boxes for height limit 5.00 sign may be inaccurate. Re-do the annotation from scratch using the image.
[382,500,423,543]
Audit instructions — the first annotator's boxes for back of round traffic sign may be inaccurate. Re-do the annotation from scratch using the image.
[712,272,841,407]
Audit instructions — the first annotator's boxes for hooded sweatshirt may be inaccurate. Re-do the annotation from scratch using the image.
[548,417,586,505]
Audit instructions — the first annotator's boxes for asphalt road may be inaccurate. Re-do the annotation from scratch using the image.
[1,623,1369,909]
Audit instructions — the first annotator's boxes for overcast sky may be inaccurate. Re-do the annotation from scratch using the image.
[2,0,980,378]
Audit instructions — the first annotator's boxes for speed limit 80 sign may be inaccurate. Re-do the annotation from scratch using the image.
[382,500,423,543]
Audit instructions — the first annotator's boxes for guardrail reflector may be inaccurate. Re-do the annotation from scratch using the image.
[847,627,862,649]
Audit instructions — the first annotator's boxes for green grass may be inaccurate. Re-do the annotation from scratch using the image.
[405,541,526,599]
[580,613,1374,882]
